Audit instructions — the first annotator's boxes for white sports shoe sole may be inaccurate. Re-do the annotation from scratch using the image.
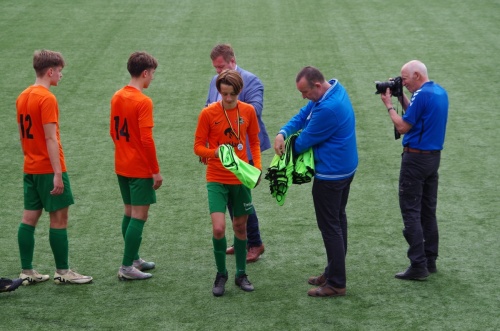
[54,270,93,284]
[118,266,152,281]
[20,271,49,286]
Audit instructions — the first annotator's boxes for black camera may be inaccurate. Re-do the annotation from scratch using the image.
[375,76,403,97]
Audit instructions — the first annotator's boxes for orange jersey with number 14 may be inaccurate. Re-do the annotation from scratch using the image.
[16,85,67,174]
[110,86,160,178]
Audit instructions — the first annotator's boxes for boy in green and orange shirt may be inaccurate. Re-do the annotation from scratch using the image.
[194,69,261,296]
[110,51,163,281]
[16,49,92,285]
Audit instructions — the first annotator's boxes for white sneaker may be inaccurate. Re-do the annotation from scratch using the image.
[54,269,93,284]
[20,269,50,286]
[133,258,156,271]
[118,266,152,281]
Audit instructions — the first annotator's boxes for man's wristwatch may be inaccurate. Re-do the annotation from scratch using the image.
[387,106,395,112]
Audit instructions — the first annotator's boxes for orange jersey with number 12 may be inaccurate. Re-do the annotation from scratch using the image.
[16,85,67,174]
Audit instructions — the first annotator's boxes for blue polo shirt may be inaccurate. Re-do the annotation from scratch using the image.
[402,81,448,150]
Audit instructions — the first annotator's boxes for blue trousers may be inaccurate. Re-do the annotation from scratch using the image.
[399,152,441,268]
[312,176,354,289]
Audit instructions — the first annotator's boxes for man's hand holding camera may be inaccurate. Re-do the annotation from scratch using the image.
[375,76,411,139]
[380,87,395,111]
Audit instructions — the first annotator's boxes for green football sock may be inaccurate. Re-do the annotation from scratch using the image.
[49,228,69,270]
[212,236,227,274]
[18,223,35,270]
[121,215,139,260]
[121,215,131,239]
[122,218,145,266]
[234,236,248,277]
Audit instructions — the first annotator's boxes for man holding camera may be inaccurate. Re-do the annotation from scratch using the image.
[380,60,448,280]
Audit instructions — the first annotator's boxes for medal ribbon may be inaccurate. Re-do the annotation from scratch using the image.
[222,103,241,145]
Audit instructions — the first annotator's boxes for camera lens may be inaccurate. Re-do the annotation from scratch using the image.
[375,81,393,94]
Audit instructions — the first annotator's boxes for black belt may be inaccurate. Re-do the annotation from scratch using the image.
[403,147,440,154]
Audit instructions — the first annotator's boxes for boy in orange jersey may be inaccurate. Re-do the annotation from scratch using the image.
[16,50,93,285]
[194,69,262,296]
[110,51,163,281]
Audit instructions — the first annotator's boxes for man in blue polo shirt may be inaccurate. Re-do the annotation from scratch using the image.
[380,60,449,280]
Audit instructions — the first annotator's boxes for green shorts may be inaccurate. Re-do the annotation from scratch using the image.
[207,182,254,217]
[23,173,74,212]
[117,175,156,206]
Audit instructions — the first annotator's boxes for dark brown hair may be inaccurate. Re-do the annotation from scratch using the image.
[296,66,326,88]
[127,51,158,77]
[33,50,65,77]
[216,69,244,95]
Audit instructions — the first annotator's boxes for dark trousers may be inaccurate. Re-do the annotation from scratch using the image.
[312,175,354,289]
[227,159,263,247]
[399,152,441,268]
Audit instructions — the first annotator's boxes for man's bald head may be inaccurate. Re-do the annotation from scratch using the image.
[400,60,429,93]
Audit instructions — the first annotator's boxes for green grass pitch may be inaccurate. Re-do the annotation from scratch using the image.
[0,0,499,330]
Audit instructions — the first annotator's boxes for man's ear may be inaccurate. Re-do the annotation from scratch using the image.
[230,58,237,69]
